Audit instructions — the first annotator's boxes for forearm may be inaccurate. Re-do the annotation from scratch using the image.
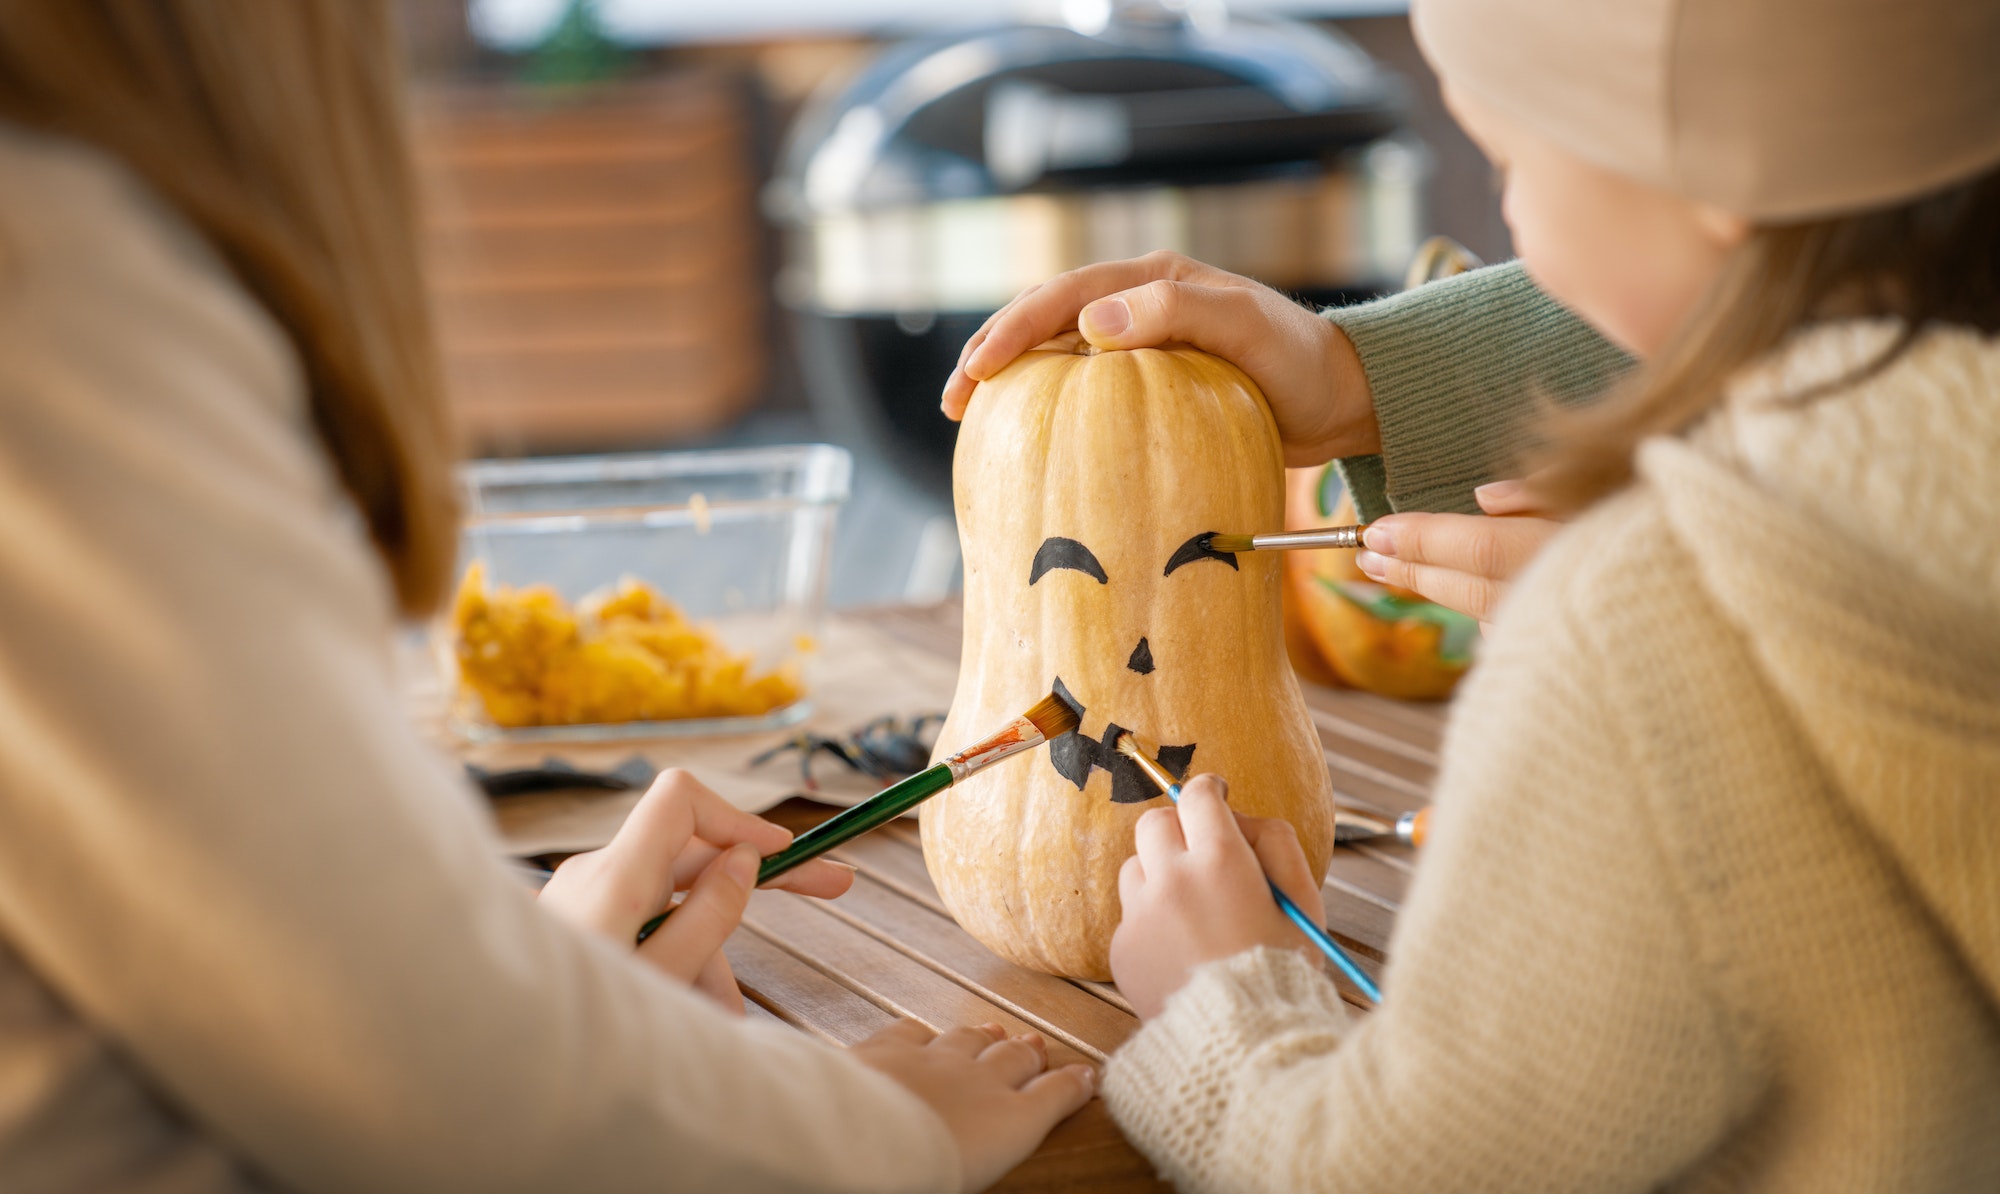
[1323,261,1633,521]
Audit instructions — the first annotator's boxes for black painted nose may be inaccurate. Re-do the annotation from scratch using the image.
[1126,637,1155,675]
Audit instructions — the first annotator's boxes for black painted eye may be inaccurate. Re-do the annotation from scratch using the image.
[1030,537,1108,585]
[1164,533,1239,576]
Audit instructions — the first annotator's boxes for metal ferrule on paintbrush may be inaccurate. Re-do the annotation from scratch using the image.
[635,692,1081,943]
[1204,525,1367,554]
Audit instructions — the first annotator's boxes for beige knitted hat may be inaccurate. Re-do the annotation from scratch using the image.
[1412,0,2000,220]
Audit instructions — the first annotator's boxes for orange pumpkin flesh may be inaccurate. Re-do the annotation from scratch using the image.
[925,335,1334,980]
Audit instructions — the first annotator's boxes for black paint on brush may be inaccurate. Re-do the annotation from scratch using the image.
[1165,533,1239,576]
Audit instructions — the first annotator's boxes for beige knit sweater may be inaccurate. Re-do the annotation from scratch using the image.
[0,126,961,1191]
[1103,320,2000,1190]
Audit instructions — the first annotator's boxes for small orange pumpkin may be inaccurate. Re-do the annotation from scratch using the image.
[925,334,1335,980]
[1281,464,1477,700]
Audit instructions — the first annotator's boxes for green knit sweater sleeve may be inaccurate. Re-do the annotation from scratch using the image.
[1322,260,1633,522]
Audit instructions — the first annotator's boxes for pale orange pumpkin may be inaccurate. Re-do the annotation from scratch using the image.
[924,333,1335,980]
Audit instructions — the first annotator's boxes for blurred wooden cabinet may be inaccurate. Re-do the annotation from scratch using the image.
[412,72,767,454]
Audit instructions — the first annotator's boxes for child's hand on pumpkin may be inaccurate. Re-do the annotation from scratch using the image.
[1356,478,1565,624]
[1108,775,1329,1019]
[538,768,855,1013]
[852,1020,1096,1192]
[941,251,1381,467]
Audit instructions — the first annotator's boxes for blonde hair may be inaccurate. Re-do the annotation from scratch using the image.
[1533,164,2000,511]
[0,1,458,616]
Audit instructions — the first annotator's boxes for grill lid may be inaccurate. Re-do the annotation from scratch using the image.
[769,5,1405,219]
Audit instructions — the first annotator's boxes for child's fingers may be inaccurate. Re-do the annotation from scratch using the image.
[1171,775,1245,859]
[1474,477,1541,515]
[1132,805,1188,864]
[611,769,791,874]
[1356,551,1507,625]
[863,1018,938,1049]
[1362,513,1546,583]
[932,1023,1008,1057]
[690,950,744,1015]
[977,1034,1050,1087]
[1021,1065,1097,1119]
[637,844,757,983]
[1117,853,1146,908]
[1241,816,1325,922]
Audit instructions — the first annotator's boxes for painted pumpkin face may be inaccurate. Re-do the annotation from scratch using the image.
[923,335,1335,980]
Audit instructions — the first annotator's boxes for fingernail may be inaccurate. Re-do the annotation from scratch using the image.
[1185,774,1228,801]
[825,859,858,874]
[1355,550,1389,581]
[1361,524,1396,556]
[981,1023,1006,1038]
[1073,1065,1096,1093]
[1474,479,1522,508]
[722,844,759,886]
[1080,298,1129,339]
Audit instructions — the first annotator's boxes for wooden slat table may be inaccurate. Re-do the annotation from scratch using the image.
[473,601,1447,1190]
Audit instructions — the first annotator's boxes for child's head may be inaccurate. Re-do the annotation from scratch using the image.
[1411,0,2000,505]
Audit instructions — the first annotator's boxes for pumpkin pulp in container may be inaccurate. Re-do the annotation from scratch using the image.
[929,334,1335,981]
[441,446,849,742]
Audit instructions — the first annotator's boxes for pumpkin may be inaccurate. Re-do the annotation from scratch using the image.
[1280,464,1478,700]
[924,333,1335,980]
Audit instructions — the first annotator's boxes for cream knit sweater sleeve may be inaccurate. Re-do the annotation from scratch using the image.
[0,128,959,1191]
[1101,503,1758,1192]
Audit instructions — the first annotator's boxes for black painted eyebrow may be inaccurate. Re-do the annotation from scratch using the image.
[1164,532,1239,576]
[1029,537,1108,585]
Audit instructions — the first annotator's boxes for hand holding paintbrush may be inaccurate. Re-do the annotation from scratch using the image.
[635,691,1080,943]
[1114,734,1383,1004]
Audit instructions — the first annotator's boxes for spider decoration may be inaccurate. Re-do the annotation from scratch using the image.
[750,712,948,791]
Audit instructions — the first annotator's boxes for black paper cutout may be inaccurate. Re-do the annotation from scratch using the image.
[1126,637,1154,675]
[1030,537,1108,586]
[1046,676,1196,804]
[1164,532,1239,576]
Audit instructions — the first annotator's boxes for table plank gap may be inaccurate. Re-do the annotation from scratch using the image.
[724,930,899,1046]
[1326,753,1435,803]
[825,835,953,917]
[1298,682,1452,739]
[743,891,1100,1070]
[814,877,1139,1062]
[1307,705,1443,766]
[1070,979,1136,1015]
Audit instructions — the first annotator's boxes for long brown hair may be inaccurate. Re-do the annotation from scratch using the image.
[1533,163,2000,511]
[0,1,458,616]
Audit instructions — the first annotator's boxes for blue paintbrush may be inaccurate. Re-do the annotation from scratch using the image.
[1115,734,1383,1004]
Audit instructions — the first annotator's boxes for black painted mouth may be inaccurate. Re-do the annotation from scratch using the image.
[1046,677,1195,804]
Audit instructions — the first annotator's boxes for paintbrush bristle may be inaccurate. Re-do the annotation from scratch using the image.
[1204,532,1254,554]
[1022,690,1082,741]
[1024,684,1088,740]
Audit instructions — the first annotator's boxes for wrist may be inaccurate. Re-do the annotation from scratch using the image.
[1288,321,1381,467]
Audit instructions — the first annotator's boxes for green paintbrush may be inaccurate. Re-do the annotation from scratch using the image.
[636,690,1081,943]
